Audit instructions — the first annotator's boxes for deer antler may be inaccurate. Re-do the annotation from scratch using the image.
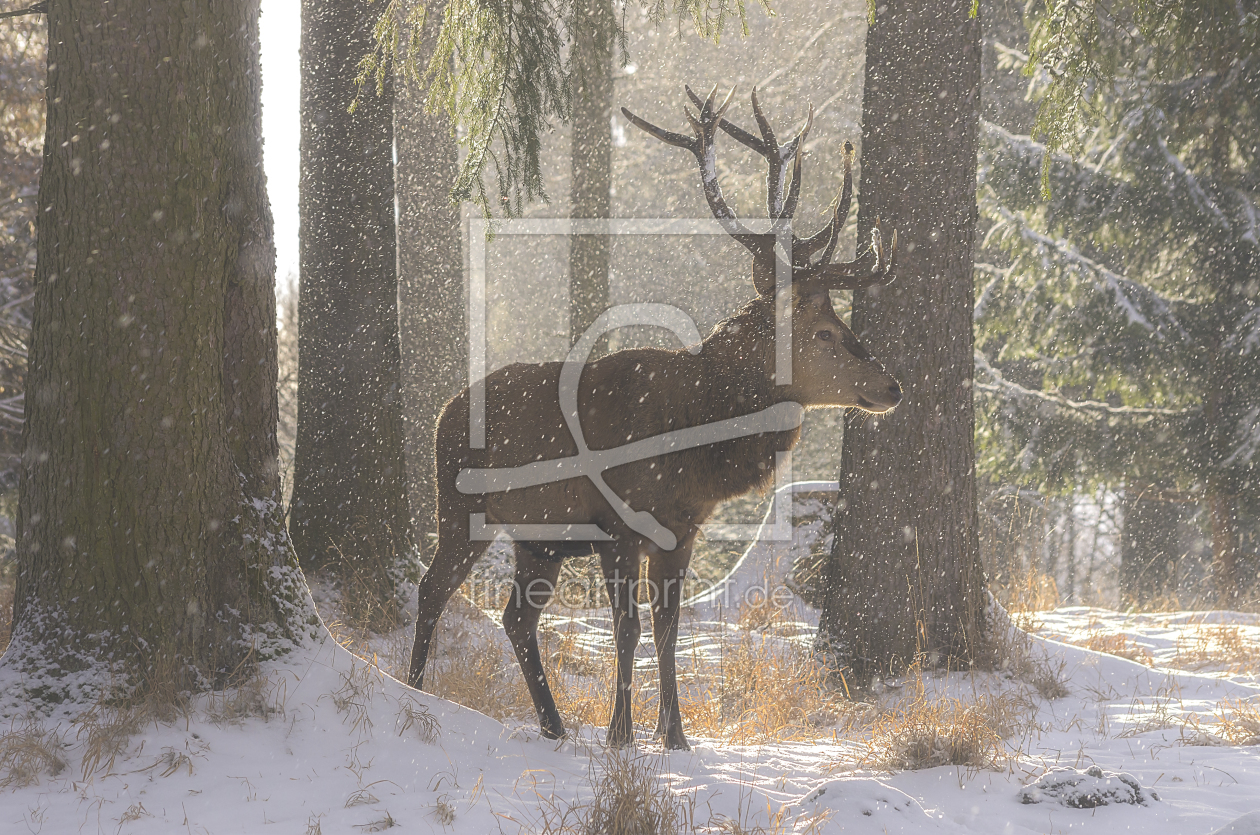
[621,86,765,259]
[623,87,899,295]
[685,85,812,224]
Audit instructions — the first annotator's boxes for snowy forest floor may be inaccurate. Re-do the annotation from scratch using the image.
[2,490,1260,834]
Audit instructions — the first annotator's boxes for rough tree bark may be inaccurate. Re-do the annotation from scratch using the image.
[293,0,411,625]
[396,0,464,561]
[568,0,615,349]
[817,1,988,679]
[5,0,314,691]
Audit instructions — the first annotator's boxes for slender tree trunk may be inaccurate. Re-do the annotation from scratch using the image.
[1206,301,1243,606]
[817,1,987,679]
[293,0,411,626]
[1210,485,1239,606]
[1119,481,1180,607]
[568,0,614,348]
[396,0,464,561]
[6,0,313,690]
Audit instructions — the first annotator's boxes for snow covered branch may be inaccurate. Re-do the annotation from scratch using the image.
[984,201,1192,343]
[974,351,1198,421]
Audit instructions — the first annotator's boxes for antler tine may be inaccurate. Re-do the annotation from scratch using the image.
[685,85,766,154]
[623,90,762,259]
[883,228,899,274]
[712,86,737,122]
[780,104,815,164]
[620,106,695,151]
[750,87,777,149]
[779,146,804,224]
[796,141,854,265]
[683,84,737,147]
[701,83,719,114]
[802,218,899,290]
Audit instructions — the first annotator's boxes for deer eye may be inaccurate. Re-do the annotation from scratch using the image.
[816,329,833,342]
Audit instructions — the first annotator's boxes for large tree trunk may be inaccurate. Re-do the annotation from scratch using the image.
[396,0,464,562]
[5,0,314,690]
[568,0,614,348]
[293,0,411,627]
[817,1,987,679]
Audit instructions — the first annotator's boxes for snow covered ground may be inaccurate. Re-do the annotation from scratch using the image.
[2,488,1259,834]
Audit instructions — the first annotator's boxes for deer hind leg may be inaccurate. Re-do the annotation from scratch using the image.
[599,537,643,748]
[408,509,490,691]
[504,544,566,740]
[648,532,696,751]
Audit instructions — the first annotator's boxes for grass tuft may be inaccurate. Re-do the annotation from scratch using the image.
[1215,699,1260,745]
[0,717,66,788]
[533,749,692,835]
[860,673,1024,772]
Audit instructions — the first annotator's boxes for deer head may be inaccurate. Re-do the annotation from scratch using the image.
[621,86,903,413]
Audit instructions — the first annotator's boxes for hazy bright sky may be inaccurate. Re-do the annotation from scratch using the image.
[260,0,301,282]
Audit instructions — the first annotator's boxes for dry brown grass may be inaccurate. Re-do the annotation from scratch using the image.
[396,697,440,743]
[858,673,1026,772]
[1080,633,1154,665]
[1214,699,1260,745]
[205,667,284,727]
[0,717,66,788]
[573,749,690,835]
[1173,625,1260,673]
[530,749,691,835]
[75,703,142,780]
[990,602,1071,701]
[427,646,533,724]
[529,616,856,745]
[681,630,852,743]
[530,748,831,835]
[993,568,1061,615]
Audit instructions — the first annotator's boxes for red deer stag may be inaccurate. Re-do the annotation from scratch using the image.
[408,86,902,750]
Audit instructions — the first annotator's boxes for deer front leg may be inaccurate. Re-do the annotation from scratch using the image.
[504,547,566,740]
[600,540,643,748]
[648,536,694,751]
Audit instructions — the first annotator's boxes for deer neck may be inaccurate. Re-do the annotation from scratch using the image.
[691,307,783,419]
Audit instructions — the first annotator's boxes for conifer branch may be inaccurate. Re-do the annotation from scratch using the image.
[359,0,769,217]
[975,351,1197,420]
